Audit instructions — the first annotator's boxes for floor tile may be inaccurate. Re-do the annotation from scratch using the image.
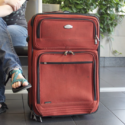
[100,78,113,87]
[23,94,28,100]
[100,67,110,73]
[5,94,22,100]
[100,69,125,87]
[0,113,26,125]
[23,99,30,114]
[112,110,125,124]
[72,103,124,125]
[5,100,24,114]
[100,97,125,111]
[100,67,125,87]
[101,78,125,87]
[100,92,125,98]
[25,113,76,125]
[106,67,125,73]
[72,112,124,125]
[97,102,110,112]
[100,67,123,77]
[100,68,115,75]
[100,71,124,80]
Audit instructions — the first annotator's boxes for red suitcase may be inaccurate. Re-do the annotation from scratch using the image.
[27,13,100,122]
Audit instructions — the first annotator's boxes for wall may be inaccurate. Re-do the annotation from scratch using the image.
[25,0,42,22]
[100,16,125,57]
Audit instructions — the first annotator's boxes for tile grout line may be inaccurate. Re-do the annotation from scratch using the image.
[71,116,77,125]
[100,102,125,125]
[104,67,125,79]
[100,78,115,87]
[22,94,27,125]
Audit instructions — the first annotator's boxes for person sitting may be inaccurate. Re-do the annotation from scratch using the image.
[0,0,31,114]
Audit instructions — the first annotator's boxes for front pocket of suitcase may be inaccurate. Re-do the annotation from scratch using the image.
[34,17,99,49]
[40,61,93,104]
[36,51,97,107]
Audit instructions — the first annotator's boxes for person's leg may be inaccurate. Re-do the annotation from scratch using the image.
[6,25,29,89]
[0,63,6,103]
[7,25,28,46]
[0,17,29,94]
[0,18,22,73]
[0,63,7,114]
[0,67,6,113]
[0,17,31,113]
[0,17,21,113]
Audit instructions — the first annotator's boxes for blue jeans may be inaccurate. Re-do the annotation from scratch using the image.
[0,17,28,103]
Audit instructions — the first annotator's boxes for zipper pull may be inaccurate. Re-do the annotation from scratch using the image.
[64,51,68,56]
[95,35,100,44]
[95,39,97,44]
[69,51,75,55]
[44,62,47,64]
[96,35,100,42]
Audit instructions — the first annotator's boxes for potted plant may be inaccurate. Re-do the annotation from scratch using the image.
[42,0,62,12]
[60,0,125,56]
[42,0,125,57]
[97,0,125,56]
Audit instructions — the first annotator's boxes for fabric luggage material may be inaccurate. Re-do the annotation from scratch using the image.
[28,13,100,118]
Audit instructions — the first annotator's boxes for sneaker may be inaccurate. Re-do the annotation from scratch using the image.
[0,102,8,114]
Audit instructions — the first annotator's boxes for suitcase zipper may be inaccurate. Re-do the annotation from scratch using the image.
[36,17,98,44]
[40,61,93,64]
[37,51,97,104]
[73,51,96,101]
[31,13,99,27]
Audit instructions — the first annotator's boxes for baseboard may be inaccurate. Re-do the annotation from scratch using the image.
[5,87,125,94]
[19,56,125,67]
[100,57,125,67]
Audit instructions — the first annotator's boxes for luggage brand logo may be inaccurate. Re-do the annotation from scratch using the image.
[64,24,73,29]
[44,101,51,104]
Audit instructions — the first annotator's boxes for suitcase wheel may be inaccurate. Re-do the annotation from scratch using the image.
[30,111,42,122]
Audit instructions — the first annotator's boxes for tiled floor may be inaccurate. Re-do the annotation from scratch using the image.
[0,66,125,125]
